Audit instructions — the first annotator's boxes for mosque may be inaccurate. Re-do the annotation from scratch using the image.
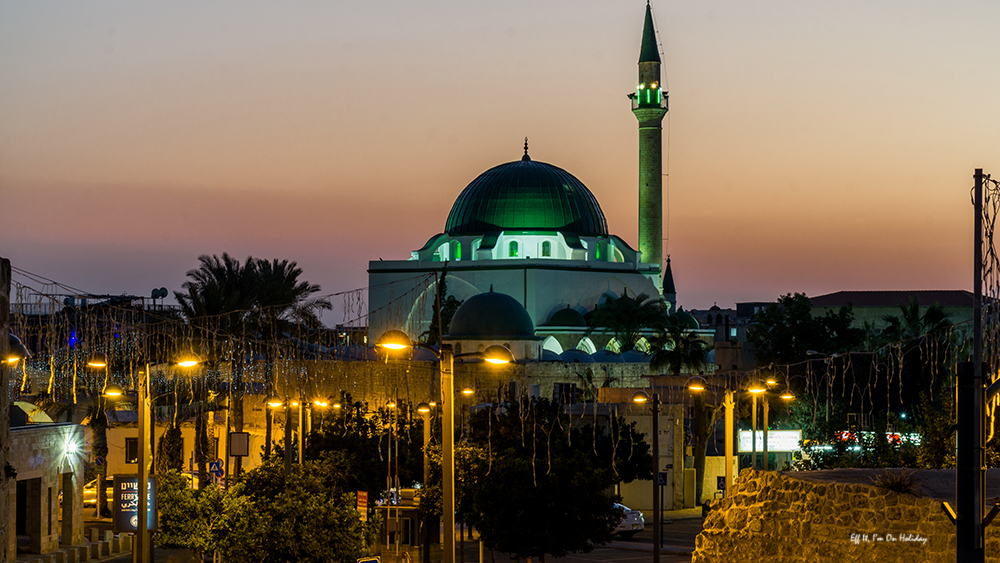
[368,4,681,358]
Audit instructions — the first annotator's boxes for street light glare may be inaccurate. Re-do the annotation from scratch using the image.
[104,384,125,397]
[416,402,431,414]
[686,376,707,392]
[175,352,202,368]
[87,352,108,368]
[631,390,651,404]
[376,330,412,351]
[481,345,515,365]
[780,389,795,400]
[264,394,284,408]
[461,387,474,396]
[747,381,767,394]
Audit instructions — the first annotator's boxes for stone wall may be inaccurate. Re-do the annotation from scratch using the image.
[7,424,85,556]
[694,468,999,563]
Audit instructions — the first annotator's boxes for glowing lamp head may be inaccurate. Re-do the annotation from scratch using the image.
[631,390,651,404]
[765,377,777,387]
[313,400,329,408]
[416,402,431,414]
[747,381,767,394]
[264,394,284,408]
[87,352,108,369]
[481,345,514,365]
[7,334,29,365]
[65,441,79,455]
[780,389,795,401]
[333,402,342,409]
[103,384,125,397]
[687,376,707,393]
[461,386,475,396]
[376,330,412,351]
[175,352,202,368]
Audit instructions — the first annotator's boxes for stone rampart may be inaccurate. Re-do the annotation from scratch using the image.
[694,468,1000,563]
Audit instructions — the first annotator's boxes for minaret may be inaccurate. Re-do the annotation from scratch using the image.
[662,255,676,313]
[632,1,668,277]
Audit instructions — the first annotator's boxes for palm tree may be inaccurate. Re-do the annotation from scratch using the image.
[651,314,712,503]
[175,253,258,482]
[879,297,956,412]
[587,292,668,352]
[252,258,332,460]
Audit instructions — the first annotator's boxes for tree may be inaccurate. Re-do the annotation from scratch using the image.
[587,292,668,352]
[466,397,652,560]
[423,263,463,345]
[175,253,258,480]
[747,293,863,367]
[253,258,332,460]
[650,314,711,503]
[879,298,956,411]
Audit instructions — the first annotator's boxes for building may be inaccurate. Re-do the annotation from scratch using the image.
[368,3,672,355]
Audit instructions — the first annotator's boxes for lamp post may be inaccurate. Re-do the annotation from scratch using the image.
[686,377,735,497]
[104,353,200,563]
[376,331,514,563]
[632,390,660,563]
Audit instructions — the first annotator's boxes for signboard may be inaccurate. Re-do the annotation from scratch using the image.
[357,557,380,563]
[738,430,802,453]
[717,476,726,491]
[657,472,669,486]
[209,460,224,478]
[229,432,250,457]
[112,475,157,532]
[95,456,105,466]
[357,491,368,522]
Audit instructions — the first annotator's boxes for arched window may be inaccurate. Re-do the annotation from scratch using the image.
[454,241,461,261]
[541,241,551,257]
[509,241,518,257]
[716,314,723,324]
[542,336,563,354]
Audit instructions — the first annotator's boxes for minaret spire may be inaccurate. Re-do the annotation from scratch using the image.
[631,2,668,290]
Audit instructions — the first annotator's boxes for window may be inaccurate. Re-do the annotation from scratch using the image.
[125,437,138,464]
[596,242,601,260]
[541,241,551,257]
[509,241,518,257]
[454,241,462,261]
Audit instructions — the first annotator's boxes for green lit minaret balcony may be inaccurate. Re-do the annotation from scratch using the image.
[631,84,668,110]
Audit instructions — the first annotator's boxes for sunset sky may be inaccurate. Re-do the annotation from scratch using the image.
[2,0,998,325]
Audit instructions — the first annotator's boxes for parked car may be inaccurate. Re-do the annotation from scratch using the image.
[614,503,645,539]
[82,477,114,507]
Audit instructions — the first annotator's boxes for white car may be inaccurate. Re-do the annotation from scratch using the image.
[614,503,645,539]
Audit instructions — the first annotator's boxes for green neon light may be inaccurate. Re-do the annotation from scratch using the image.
[656,89,661,104]
[455,241,461,261]
[596,243,601,260]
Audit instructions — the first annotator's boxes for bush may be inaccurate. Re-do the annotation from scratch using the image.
[870,468,920,496]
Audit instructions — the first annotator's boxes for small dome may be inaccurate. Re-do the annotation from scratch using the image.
[445,157,608,236]
[559,349,596,363]
[592,350,624,363]
[541,349,562,361]
[447,290,535,340]
[670,308,700,330]
[620,350,651,363]
[545,306,588,327]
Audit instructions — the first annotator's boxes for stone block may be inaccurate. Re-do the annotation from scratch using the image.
[89,543,99,558]
[42,555,54,563]
[89,527,100,543]
[77,545,89,562]
[103,530,113,542]
[54,549,66,563]
[111,536,120,553]
[66,548,78,563]
[122,534,132,551]
[100,540,110,556]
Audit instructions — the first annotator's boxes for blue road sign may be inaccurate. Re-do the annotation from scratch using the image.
[657,472,669,486]
[208,460,224,477]
[95,456,105,466]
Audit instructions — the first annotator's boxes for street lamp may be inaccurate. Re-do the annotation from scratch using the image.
[686,377,735,498]
[102,353,201,563]
[632,389,661,563]
[375,331,514,563]
[7,334,29,365]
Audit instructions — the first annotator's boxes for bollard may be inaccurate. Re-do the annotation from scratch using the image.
[111,536,121,553]
[103,530,113,542]
[100,540,110,556]
[54,551,67,563]
[42,554,54,563]
[89,527,100,543]
[66,548,79,563]
[77,545,90,562]
[121,534,132,552]
[89,542,99,559]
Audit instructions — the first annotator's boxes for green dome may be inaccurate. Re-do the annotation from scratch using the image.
[670,309,700,330]
[445,154,608,236]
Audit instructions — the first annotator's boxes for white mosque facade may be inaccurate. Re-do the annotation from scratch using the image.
[367,4,673,357]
